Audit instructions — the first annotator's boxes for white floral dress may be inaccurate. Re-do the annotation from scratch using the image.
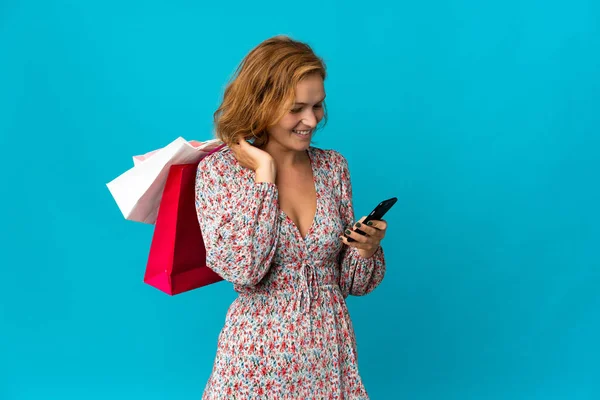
[195,146,386,399]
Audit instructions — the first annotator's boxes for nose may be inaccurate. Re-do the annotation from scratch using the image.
[301,109,318,128]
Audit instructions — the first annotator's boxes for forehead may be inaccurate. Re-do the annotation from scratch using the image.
[294,75,325,101]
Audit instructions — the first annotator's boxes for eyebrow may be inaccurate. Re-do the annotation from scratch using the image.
[293,96,326,106]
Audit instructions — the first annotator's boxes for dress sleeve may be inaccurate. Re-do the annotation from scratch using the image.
[336,152,386,298]
[195,151,280,287]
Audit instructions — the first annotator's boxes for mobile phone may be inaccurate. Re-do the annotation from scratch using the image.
[346,197,397,242]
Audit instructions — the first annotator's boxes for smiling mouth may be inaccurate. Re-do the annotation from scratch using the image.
[292,129,312,136]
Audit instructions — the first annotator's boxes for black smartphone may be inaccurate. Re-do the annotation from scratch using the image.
[346,197,397,242]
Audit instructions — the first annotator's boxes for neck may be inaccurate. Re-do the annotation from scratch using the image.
[262,142,310,169]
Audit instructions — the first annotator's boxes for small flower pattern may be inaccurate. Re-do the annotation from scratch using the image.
[195,146,386,399]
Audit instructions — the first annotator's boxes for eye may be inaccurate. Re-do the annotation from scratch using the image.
[313,104,323,109]
[290,107,302,114]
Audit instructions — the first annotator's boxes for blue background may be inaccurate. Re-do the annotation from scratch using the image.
[1,0,599,399]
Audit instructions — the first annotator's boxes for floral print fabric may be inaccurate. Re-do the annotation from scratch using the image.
[195,146,386,399]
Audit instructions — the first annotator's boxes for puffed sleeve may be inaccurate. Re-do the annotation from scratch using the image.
[195,150,280,287]
[335,152,386,297]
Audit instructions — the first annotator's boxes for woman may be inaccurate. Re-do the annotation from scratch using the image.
[195,35,389,399]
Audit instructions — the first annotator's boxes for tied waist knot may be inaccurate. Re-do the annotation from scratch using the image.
[299,263,319,313]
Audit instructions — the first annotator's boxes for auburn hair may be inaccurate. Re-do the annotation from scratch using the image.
[213,35,328,148]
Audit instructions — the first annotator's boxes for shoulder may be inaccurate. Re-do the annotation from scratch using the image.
[197,146,238,175]
[196,146,250,190]
[309,146,349,172]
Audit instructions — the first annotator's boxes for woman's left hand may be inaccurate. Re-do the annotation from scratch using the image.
[340,217,388,259]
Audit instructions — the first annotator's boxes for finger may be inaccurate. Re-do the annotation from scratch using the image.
[349,218,386,239]
[344,228,369,244]
[339,235,356,247]
[238,138,253,149]
[349,216,367,233]
[230,146,243,161]
[339,234,367,249]
[352,222,381,238]
[365,219,388,231]
[231,140,250,159]
[230,141,241,154]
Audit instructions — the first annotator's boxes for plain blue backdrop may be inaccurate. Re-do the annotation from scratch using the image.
[1,0,599,399]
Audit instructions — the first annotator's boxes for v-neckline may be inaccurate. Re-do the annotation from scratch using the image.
[279,147,319,242]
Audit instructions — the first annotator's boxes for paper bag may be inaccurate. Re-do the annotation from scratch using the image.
[106,137,223,224]
[144,163,224,295]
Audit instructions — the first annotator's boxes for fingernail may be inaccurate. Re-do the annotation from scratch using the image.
[355,222,362,228]
[345,229,352,235]
[366,221,373,226]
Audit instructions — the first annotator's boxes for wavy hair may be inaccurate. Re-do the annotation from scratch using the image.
[213,35,327,147]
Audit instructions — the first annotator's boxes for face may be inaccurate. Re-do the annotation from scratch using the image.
[266,74,326,152]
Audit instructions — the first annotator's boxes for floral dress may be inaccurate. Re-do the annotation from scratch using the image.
[195,146,386,399]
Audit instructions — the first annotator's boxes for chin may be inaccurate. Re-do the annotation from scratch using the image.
[291,140,312,151]
[269,134,312,152]
[290,133,313,148]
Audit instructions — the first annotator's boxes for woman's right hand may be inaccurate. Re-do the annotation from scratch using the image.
[230,138,276,183]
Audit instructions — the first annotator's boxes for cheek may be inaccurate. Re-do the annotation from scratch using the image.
[279,115,300,130]
[316,109,325,122]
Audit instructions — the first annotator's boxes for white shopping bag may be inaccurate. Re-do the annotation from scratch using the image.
[106,137,225,224]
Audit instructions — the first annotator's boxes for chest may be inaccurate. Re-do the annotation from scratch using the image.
[276,165,317,239]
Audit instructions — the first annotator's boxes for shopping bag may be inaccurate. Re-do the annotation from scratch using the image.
[131,140,206,166]
[106,137,223,224]
[143,163,224,295]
